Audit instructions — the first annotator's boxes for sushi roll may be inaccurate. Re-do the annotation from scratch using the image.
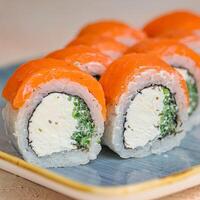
[2,58,106,167]
[160,30,200,55]
[143,10,200,37]
[67,34,127,60]
[77,20,146,47]
[46,45,112,78]
[100,53,188,158]
[127,39,200,130]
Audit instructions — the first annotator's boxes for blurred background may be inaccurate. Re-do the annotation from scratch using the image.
[0,0,200,67]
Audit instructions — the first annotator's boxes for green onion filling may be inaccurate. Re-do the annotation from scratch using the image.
[159,87,178,139]
[69,96,95,150]
[186,76,198,115]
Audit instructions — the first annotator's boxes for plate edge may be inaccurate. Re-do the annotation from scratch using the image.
[1,150,200,197]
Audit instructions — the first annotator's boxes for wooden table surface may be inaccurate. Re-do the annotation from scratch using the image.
[0,169,200,200]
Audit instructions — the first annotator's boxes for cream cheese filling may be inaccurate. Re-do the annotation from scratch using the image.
[124,86,165,149]
[28,93,78,157]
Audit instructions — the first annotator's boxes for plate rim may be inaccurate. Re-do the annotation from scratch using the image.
[1,150,200,197]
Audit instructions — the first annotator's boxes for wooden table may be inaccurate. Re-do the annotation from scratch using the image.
[0,169,200,200]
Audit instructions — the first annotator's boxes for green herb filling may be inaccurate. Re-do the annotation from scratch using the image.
[159,87,178,139]
[186,76,198,115]
[69,96,95,149]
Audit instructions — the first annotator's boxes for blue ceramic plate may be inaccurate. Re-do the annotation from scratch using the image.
[1,64,200,200]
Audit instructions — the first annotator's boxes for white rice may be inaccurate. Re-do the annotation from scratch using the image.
[102,50,123,60]
[73,61,106,76]
[103,69,188,158]
[115,36,137,47]
[2,79,104,167]
[181,38,200,55]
